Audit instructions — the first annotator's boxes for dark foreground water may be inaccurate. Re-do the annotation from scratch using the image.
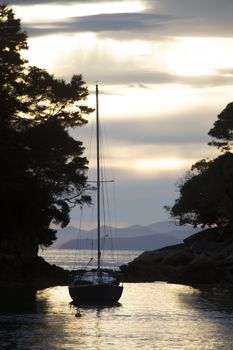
[1,283,233,350]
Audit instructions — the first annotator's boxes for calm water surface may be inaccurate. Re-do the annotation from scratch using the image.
[1,284,233,349]
[1,250,233,349]
[39,249,142,270]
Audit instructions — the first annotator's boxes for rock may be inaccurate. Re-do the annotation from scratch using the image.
[22,256,69,289]
[161,250,194,266]
[177,254,217,284]
[0,254,69,289]
[120,227,233,286]
[121,244,186,282]
[184,228,233,255]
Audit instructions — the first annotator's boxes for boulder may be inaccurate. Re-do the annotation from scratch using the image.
[177,254,217,284]
[0,254,69,289]
[121,227,233,286]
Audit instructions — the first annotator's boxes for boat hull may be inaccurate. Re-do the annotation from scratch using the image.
[69,284,123,304]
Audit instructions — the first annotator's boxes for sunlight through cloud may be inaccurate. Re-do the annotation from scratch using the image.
[164,37,233,76]
[13,1,145,22]
[134,158,189,173]
[11,0,233,225]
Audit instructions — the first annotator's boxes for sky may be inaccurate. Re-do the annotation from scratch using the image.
[10,0,233,228]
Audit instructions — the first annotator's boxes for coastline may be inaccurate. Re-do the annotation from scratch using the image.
[2,226,233,290]
[0,255,69,289]
[120,228,233,286]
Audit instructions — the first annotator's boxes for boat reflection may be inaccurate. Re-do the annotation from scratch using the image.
[70,299,122,320]
[70,300,122,310]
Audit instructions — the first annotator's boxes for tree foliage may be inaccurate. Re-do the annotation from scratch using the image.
[0,4,93,253]
[168,102,233,229]
[169,153,233,228]
[208,102,233,151]
[0,4,28,123]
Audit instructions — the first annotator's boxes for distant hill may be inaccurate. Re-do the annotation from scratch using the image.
[51,221,200,250]
[148,221,199,241]
[148,221,194,233]
[60,233,180,250]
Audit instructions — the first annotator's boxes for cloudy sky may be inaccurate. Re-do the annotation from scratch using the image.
[10,0,233,227]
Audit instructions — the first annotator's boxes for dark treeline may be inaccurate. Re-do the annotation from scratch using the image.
[167,102,233,230]
[0,4,94,258]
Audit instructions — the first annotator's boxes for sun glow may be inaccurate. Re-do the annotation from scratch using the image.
[82,138,196,176]
[87,156,191,176]
[163,37,233,76]
[25,33,97,73]
[134,158,188,172]
[88,84,208,121]
[13,1,145,22]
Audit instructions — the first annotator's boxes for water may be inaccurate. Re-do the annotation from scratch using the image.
[39,249,142,270]
[1,250,233,349]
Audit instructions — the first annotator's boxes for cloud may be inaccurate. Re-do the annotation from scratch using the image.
[147,0,233,18]
[11,0,123,3]
[94,72,233,88]
[22,12,176,37]
[75,105,220,164]
[16,0,233,41]
[145,0,233,37]
[216,68,233,76]
[10,0,233,226]
[31,38,233,88]
[14,1,233,90]
[99,112,213,145]
[73,97,221,187]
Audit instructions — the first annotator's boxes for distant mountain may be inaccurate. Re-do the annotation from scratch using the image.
[60,233,180,251]
[148,221,200,240]
[51,226,88,248]
[51,221,200,250]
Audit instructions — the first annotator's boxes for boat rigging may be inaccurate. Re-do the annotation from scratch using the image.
[68,84,124,304]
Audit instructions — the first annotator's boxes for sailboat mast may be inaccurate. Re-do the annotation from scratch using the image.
[96,84,101,274]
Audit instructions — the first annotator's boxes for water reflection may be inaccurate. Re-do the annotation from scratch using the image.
[178,285,233,314]
[1,284,233,350]
[70,300,121,310]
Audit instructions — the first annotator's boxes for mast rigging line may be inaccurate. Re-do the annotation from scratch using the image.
[96,84,101,274]
[96,84,117,272]
[73,84,119,272]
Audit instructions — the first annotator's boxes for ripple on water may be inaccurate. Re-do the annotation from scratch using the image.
[1,283,233,349]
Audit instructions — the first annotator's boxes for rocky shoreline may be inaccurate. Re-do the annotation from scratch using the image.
[120,228,233,286]
[2,227,233,289]
[0,254,69,289]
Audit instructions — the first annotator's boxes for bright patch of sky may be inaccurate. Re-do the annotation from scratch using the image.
[164,37,233,76]
[14,1,145,21]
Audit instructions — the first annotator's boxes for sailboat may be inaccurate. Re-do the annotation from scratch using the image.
[68,84,124,304]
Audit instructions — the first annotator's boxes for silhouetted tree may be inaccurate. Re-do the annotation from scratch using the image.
[208,102,233,151]
[0,4,28,124]
[168,102,233,230]
[0,4,93,255]
[169,154,233,228]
